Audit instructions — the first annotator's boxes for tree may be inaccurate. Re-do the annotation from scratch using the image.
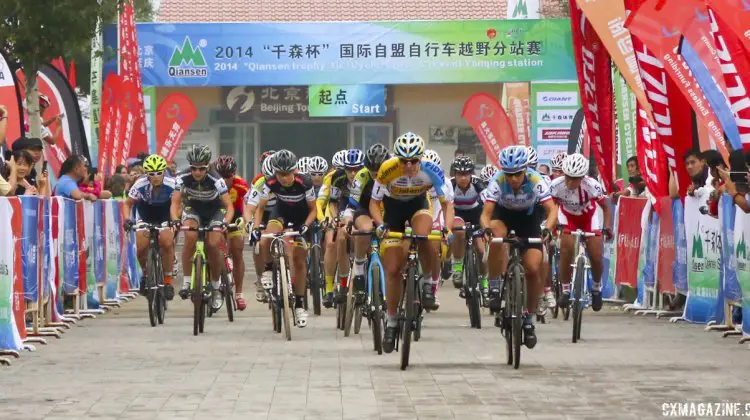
[0,0,118,138]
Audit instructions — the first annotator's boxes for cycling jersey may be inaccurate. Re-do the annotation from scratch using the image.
[484,169,551,213]
[175,170,228,208]
[372,157,446,202]
[251,173,264,185]
[227,176,250,213]
[549,176,605,216]
[451,176,487,211]
[260,173,316,205]
[349,168,375,212]
[316,168,352,220]
[246,176,277,209]
[128,175,177,223]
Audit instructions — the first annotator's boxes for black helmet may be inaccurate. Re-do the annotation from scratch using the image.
[272,149,297,173]
[186,144,211,165]
[451,156,475,173]
[365,143,390,171]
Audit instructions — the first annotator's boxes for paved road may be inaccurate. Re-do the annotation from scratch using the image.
[1,285,749,419]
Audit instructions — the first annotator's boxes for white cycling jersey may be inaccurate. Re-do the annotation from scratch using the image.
[451,176,487,211]
[548,176,604,216]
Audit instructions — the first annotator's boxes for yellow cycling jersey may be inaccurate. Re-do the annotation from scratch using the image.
[372,157,447,202]
[316,168,350,221]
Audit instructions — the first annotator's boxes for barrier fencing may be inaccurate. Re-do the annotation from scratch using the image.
[1,193,749,365]
[0,197,140,366]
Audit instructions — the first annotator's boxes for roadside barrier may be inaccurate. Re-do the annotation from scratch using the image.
[0,197,139,365]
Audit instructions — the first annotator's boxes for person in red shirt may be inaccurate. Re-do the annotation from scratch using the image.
[215,155,251,310]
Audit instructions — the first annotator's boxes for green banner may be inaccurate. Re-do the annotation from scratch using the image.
[530,81,579,163]
[143,86,157,153]
[89,19,103,161]
[613,66,637,180]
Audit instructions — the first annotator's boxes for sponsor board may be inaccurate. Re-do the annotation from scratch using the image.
[537,127,570,141]
[535,91,578,107]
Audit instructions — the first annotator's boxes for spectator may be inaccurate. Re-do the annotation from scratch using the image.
[12,137,45,189]
[0,155,17,196]
[613,156,648,199]
[12,149,49,196]
[54,155,96,201]
[79,167,112,199]
[538,163,550,176]
[115,165,128,176]
[107,174,128,200]
[167,161,177,177]
[23,94,60,146]
[683,149,708,196]
[0,105,8,154]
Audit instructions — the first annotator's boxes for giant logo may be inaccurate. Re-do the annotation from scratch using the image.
[168,37,208,78]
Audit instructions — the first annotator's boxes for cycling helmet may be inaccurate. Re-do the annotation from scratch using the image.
[332,150,346,169]
[562,153,589,178]
[143,154,167,173]
[422,149,441,166]
[365,143,390,171]
[262,153,275,178]
[498,146,528,174]
[297,156,310,173]
[394,132,425,159]
[259,150,276,164]
[526,147,539,169]
[39,94,50,107]
[343,149,365,168]
[451,156,475,173]
[186,144,212,165]
[215,155,237,177]
[480,165,499,182]
[272,149,297,173]
[308,156,328,174]
[551,152,567,170]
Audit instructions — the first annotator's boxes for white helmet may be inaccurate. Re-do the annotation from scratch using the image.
[297,156,311,173]
[332,150,346,169]
[422,149,441,166]
[262,153,275,178]
[480,165,499,182]
[550,152,567,170]
[526,147,539,169]
[308,156,328,174]
[394,132,425,159]
[562,153,589,178]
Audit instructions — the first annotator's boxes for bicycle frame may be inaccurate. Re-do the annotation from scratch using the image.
[367,235,386,302]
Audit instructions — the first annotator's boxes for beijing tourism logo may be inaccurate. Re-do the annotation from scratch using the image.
[168,37,208,78]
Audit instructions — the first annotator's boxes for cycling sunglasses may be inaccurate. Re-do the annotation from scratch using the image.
[147,171,164,177]
[399,158,420,165]
[190,165,209,172]
[310,172,325,177]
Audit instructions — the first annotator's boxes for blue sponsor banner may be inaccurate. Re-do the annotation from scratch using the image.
[20,197,40,303]
[720,195,741,303]
[601,200,616,299]
[105,203,121,300]
[62,200,79,294]
[680,40,742,150]
[94,201,105,287]
[643,213,659,289]
[127,230,141,291]
[41,199,50,300]
[308,84,385,117]
[672,199,688,294]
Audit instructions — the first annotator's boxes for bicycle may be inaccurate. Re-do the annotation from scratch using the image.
[259,227,306,341]
[548,234,569,320]
[206,224,241,323]
[306,220,325,316]
[385,230,442,371]
[131,221,172,327]
[490,231,542,369]
[453,223,484,329]
[566,229,597,343]
[347,228,387,351]
[181,222,237,336]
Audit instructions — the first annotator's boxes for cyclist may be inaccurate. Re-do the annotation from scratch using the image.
[526,146,555,315]
[480,146,557,349]
[448,156,489,301]
[348,144,391,302]
[526,147,551,185]
[308,156,328,195]
[422,149,454,310]
[251,150,317,327]
[331,150,346,171]
[122,154,178,300]
[548,153,612,312]
[297,156,311,174]
[480,165,498,183]
[253,150,276,184]
[370,132,453,353]
[317,149,364,307]
[173,145,234,310]
[244,154,278,302]
[215,155,250,310]
[550,152,566,180]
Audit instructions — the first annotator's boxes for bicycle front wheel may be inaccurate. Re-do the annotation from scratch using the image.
[466,249,481,329]
[400,264,418,371]
[146,250,157,327]
[511,263,523,369]
[370,261,384,354]
[279,254,293,341]
[192,255,205,336]
[343,277,356,337]
[222,270,234,322]
[153,253,166,325]
[572,257,585,343]
[310,246,323,316]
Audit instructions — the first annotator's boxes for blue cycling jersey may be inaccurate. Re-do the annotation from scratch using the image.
[128,175,177,206]
[484,168,551,213]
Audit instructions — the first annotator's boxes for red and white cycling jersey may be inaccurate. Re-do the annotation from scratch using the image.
[549,176,605,216]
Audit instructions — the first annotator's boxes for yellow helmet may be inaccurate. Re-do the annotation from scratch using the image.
[143,154,167,173]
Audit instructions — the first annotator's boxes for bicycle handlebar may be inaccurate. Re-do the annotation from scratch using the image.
[386,232,443,241]
[259,231,303,239]
[180,223,239,233]
[491,237,543,245]
[349,230,375,237]
[132,221,172,232]
[562,229,599,238]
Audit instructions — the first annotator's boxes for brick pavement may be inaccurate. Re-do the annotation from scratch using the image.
[1,288,749,420]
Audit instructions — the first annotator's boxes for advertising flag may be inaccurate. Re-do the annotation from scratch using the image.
[461,93,515,167]
[709,0,750,53]
[155,93,198,163]
[0,50,24,149]
[118,0,148,158]
[569,1,615,191]
[98,73,120,176]
[504,83,531,147]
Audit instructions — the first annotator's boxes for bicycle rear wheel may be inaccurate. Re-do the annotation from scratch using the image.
[310,246,323,316]
[153,254,166,325]
[400,264,417,371]
[343,278,356,337]
[511,263,523,369]
[572,257,585,343]
[370,262,384,354]
[192,256,205,336]
[271,264,282,333]
[279,254,293,341]
[223,270,234,322]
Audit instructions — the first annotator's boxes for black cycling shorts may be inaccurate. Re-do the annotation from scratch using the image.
[455,205,483,227]
[182,205,225,228]
[382,194,430,233]
[491,205,543,251]
[269,202,309,229]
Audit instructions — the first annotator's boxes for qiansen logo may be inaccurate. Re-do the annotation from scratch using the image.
[168,37,208,78]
